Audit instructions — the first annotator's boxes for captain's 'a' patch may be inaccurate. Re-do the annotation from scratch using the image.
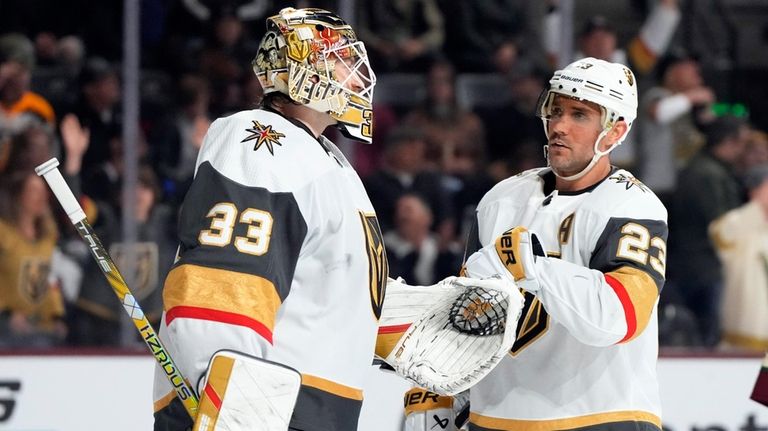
[242,120,285,155]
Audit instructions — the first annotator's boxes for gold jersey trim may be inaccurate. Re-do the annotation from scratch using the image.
[470,410,661,430]
[301,374,363,401]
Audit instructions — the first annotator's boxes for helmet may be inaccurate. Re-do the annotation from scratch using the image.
[538,57,637,137]
[252,7,376,143]
[536,57,638,180]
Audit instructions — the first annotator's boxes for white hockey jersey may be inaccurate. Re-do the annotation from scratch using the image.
[152,109,388,430]
[463,168,667,431]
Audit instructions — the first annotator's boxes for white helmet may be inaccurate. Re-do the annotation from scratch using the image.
[537,57,638,180]
[252,8,376,143]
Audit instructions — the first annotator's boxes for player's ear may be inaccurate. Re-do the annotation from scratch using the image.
[607,120,628,145]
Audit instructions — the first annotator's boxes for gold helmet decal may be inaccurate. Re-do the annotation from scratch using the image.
[285,31,311,62]
[624,68,634,87]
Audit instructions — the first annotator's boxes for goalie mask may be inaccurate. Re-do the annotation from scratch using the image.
[536,57,638,181]
[252,7,376,143]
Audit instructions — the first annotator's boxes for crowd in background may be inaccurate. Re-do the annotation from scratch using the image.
[1,0,767,352]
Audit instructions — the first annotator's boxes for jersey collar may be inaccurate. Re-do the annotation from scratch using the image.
[538,166,618,196]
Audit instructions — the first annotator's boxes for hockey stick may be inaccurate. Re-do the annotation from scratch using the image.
[35,158,199,419]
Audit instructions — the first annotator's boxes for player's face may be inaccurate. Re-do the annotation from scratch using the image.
[545,95,604,177]
[334,57,366,93]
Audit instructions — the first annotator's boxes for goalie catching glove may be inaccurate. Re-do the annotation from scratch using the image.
[378,276,525,395]
[465,226,545,291]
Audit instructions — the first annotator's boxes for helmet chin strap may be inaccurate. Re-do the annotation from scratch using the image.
[546,128,616,182]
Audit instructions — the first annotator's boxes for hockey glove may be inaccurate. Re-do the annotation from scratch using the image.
[465,226,545,291]
[403,388,469,431]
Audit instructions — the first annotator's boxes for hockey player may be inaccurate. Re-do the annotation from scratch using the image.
[406,58,668,430]
[152,7,384,430]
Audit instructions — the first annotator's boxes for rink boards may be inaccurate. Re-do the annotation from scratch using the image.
[0,353,766,430]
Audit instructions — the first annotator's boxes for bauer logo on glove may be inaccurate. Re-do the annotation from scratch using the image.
[494,227,544,281]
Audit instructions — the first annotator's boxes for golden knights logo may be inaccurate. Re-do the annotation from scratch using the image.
[359,211,388,319]
[19,257,51,304]
[110,242,159,301]
[624,68,635,86]
[242,120,286,155]
[609,173,648,192]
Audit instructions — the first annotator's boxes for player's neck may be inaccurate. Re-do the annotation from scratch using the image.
[555,161,612,192]
[276,103,335,139]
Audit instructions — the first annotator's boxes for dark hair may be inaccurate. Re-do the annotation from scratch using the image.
[138,164,162,199]
[0,126,54,175]
[655,49,699,82]
[79,57,117,87]
[177,74,210,107]
[258,91,295,110]
[0,170,52,239]
[579,15,615,37]
[743,164,768,190]
[704,115,747,148]
[384,126,426,151]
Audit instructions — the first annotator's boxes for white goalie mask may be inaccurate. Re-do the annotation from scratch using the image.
[536,57,638,181]
[252,7,376,143]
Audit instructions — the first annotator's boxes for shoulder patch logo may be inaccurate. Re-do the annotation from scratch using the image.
[242,120,285,155]
[609,173,648,192]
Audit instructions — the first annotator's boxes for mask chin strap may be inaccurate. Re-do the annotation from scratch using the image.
[543,126,617,182]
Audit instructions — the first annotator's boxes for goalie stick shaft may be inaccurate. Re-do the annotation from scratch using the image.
[35,158,199,419]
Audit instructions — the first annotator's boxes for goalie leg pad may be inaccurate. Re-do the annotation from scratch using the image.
[193,350,301,431]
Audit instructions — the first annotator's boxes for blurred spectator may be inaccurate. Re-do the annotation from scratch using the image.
[476,64,549,169]
[0,169,66,348]
[385,193,461,285]
[356,0,445,73]
[152,74,211,204]
[0,125,56,174]
[85,127,150,205]
[34,32,59,68]
[191,8,260,115]
[173,0,271,36]
[710,164,768,351]
[740,129,768,172]
[544,0,680,76]
[351,103,398,178]
[0,33,56,136]
[33,33,86,77]
[68,165,174,347]
[363,126,454,240]
[403,59,486,169]
[56,35,86,77]
[637,52,716,198]
[70,57,121,174]
[668,115,751,347]
[440,137,495,241]
[59,113,172,346]
[439,1,548,74]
